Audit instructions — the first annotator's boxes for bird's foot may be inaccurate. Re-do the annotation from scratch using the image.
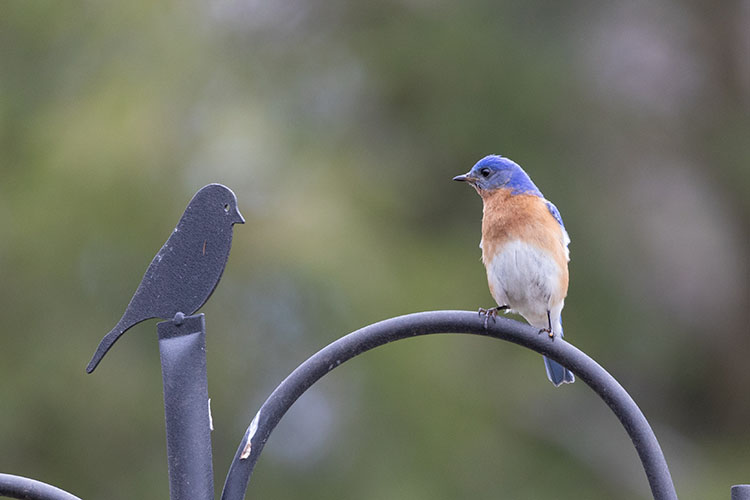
[538,327,555,340]
[540,310,555,339]
[478,306,509,329]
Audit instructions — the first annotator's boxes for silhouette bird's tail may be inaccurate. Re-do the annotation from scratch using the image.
[543,320,575,387]
[86,317,135,373]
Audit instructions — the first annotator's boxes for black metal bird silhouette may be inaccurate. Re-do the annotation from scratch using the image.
[86,184,244,373]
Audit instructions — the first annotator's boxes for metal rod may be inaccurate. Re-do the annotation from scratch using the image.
[221,310,678,500]
[0,473,81,500]
[732,485,750,500]
[158,313,214,500]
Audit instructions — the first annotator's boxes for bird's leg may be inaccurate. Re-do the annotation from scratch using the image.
[478,305,509,329]
[538,310,554,339]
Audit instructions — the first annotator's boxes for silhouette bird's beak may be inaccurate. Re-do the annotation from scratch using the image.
[233,208,246,225]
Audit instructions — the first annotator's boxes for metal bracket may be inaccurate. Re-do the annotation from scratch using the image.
[222,311,680,500]
[0,474,82,500]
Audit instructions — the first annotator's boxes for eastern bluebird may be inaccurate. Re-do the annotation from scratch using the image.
[454,155,575,386]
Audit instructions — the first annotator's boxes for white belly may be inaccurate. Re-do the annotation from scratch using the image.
[484,239,564,331]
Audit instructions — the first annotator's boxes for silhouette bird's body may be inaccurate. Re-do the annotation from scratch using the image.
[86,184,244,373]
[454,155,575,386]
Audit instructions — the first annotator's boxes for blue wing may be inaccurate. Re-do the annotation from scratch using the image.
[545,200,570,256]
[545,201,565,229]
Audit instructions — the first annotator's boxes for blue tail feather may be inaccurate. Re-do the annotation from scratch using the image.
[544,320,575,386]
[544,356,575,386]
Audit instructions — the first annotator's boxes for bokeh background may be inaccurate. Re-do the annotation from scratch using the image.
[1,1,748,499]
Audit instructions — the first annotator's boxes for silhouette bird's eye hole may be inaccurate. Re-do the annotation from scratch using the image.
[479,168,491,178]
[223,204,230,213]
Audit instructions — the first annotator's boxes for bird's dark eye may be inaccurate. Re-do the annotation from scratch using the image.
[223,204,230,213]
[480,168,491,178]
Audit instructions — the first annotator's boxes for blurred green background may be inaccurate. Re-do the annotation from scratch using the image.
[1,1,748,499]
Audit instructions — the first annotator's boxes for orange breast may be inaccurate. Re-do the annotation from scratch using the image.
[480,189,569,296]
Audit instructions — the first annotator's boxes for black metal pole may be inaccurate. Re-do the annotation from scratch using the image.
[0,474,81,500]
[221,310,678,500]
[158,313,214,500]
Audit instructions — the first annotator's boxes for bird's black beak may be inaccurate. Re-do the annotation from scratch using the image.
[453,173,477,184]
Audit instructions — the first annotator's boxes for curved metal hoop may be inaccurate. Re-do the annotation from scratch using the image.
[221,310,679,500]
[0,474,82,500]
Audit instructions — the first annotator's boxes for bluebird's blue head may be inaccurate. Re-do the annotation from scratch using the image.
[453,155,542,197]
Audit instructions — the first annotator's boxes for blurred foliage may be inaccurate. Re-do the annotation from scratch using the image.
[1,0,748,499]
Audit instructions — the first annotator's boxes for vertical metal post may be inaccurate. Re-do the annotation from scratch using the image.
[158,313,214,500]
[732,485,750,500]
